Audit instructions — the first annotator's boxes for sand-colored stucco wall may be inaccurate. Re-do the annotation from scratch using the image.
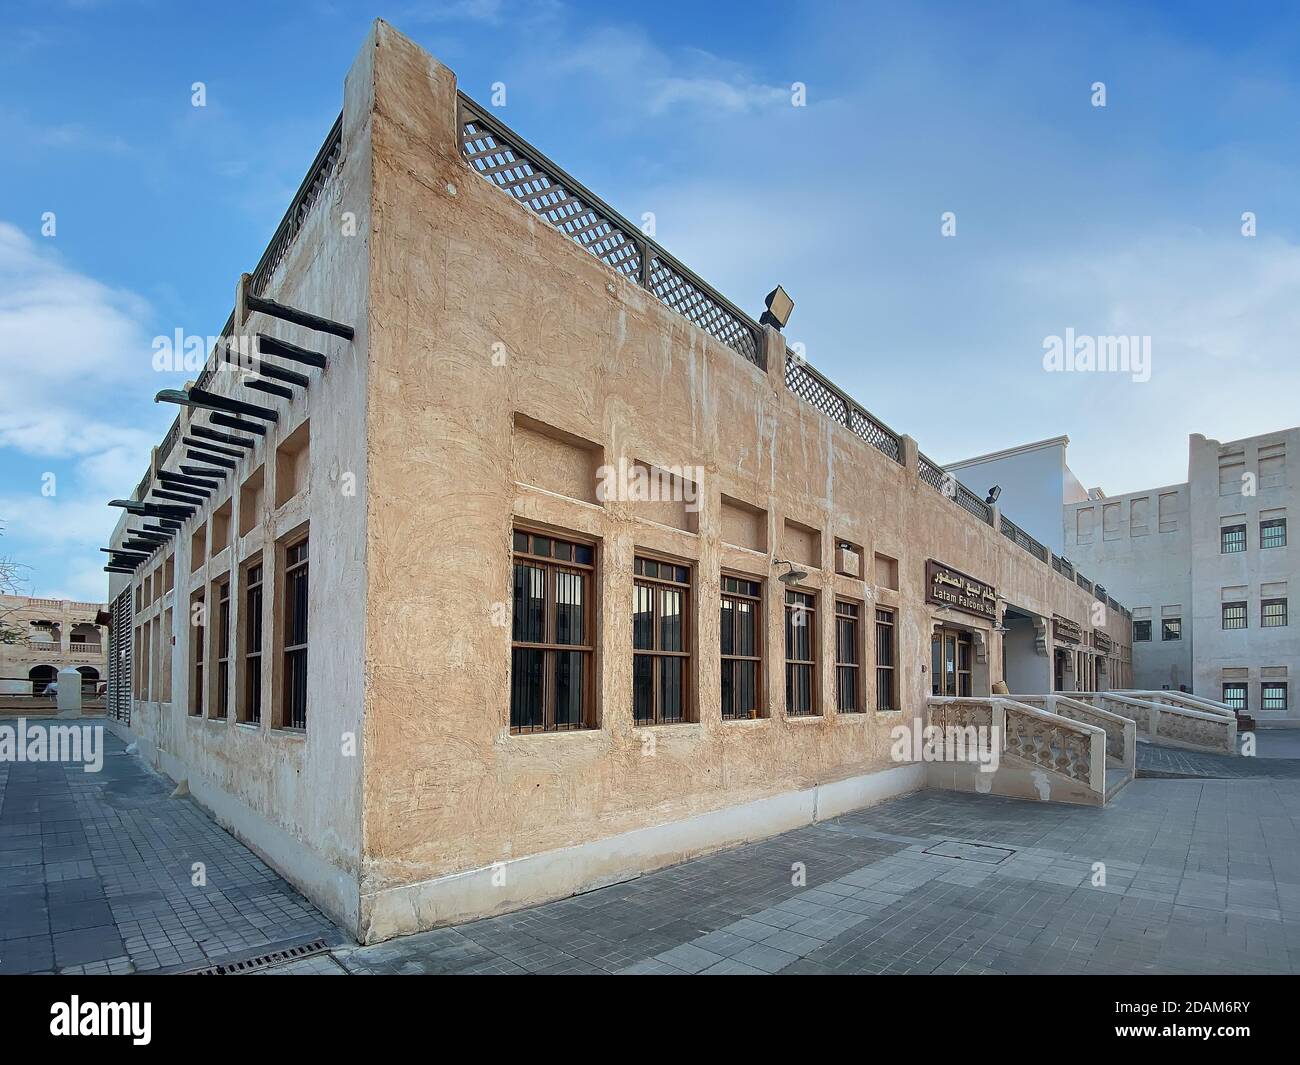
[357,23,1131,922]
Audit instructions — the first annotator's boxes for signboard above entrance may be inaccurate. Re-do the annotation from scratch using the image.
[1053,615,1083,644]
[1092,630,1113,653]
[925,560,997,621]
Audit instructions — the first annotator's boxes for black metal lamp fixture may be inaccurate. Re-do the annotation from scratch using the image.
[760,285,794,331]
[985,485,1001,506]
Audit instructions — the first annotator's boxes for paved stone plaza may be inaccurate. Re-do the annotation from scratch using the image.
[3,719,1300,975]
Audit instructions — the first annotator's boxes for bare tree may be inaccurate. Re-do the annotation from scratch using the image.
[0,519,29,644]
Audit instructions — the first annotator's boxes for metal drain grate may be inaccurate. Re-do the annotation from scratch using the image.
[923,840,1015,865]
[186,938,331,975]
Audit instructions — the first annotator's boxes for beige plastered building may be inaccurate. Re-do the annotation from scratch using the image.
[105,22,1133,943]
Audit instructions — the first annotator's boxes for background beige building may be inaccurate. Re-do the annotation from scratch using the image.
[0,594,107,707]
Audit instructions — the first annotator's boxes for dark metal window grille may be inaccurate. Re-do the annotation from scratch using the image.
[835,599,862,712]
[1261,519,1287,549]
[244,562,263,724]
[875,608,897,711]
[283,538,309,730]
[511,529,596,733]
[1161,618,1182,641]
[1262,598,1288,628]
[721,575,762,720]
[191,592,204,716]
[216,580,231,718]
[1221,524,1246,553]
[1222,683,1247,713]
[1222,601,1247,630]
[458,98,762,368]
[1262,682,1288,713]
[633,557,691,726]
[1133,620,1152,642]
[785,590,817,716]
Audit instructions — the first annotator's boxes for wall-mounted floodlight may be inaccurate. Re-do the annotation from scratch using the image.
[760,285,795,331]
[772,557,809,585]
[985,485,1001,505]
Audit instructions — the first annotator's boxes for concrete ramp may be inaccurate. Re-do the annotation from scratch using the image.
[924,697,1117,807]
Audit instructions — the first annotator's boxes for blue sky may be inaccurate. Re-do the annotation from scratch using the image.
[3,0,1300,600]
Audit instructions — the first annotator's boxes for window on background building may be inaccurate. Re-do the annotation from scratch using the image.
[510,529,595,733]
[784,590,817,716]
[242,560,263,724]
[1222,602,1247,630]
[215,579,231,718]
[282,536,309,730]
[632,557,692,726]
[1222,683,1247,713]
[1134,620,1152,642]
[1262,683,1288,714]
[1261,519,1287,549]
[720,575,762,720]
[834,599,862,712]
[1161,617,1182,641]
[1221,525,1246,553]
[1262,599,1288,628]
[875,607,897,711]
[190,591,204,716]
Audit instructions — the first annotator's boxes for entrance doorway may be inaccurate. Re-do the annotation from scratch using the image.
[1053,648,1070,692]
[931,627,974,697]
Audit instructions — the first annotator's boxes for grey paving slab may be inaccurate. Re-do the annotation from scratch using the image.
[9,716,1300,977]
[0,719,341,974]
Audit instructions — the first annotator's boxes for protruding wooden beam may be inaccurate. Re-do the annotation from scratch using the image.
[240,272,353,340]
[209,412,266,436]
[256,333,326,370]
[191,424,255,450]
[182,435,242,459]
[185,448,236,471]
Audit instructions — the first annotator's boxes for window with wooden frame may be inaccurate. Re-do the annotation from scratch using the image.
[1261,518,1287,549]
[1262,598,1288,627]
[875,607,897,711]
[510,528,596,733]
[1262,682,1288,713]
[281,535,309,730]
[241,559,263,724]
[1222,682,1247,713]
[632,556,692,726]
[1161,617,1182,641]
[214,578,231,718]
[784,589,818,716]
[189,590,204,716]
[1222,601,1247,630]
[720,574,763,720]
[835,599,863,712]
[1133,619,1151,642]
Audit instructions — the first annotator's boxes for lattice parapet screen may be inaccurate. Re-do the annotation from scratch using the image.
[458,97,762,368]
[252,115,343,297]
[784,354,902,464]
[955,483,993,525]
[917,452,947,492]
[1001,514,1047,561]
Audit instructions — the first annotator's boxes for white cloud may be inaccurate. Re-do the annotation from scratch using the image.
[0,222,156,459]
